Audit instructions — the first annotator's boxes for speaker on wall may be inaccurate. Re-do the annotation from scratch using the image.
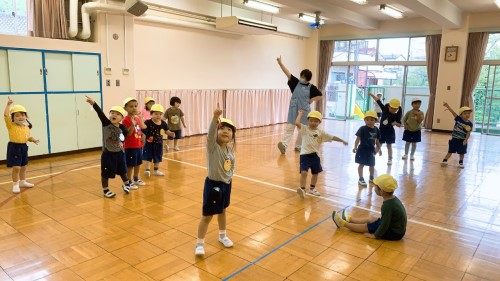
[125,0,148,16]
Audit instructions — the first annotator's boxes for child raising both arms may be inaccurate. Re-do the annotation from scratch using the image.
[86,96,133,198]
[295,109,348,198]
[441,102,473,168]
[195,103,236,256]
[402,98,425,160]
[4,97,39,193]
[122,98,147,188]
[353,111,382,186]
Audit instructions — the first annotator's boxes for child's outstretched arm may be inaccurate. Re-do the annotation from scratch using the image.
[368,92,380,101]
[295,110,304,129]
[352,136,360,153]
[443,102,458,118]
[85,95,109,125]
[276,56,292,80]
[28,136,39,144]
[331,136,348,146]
[4,97,13,117]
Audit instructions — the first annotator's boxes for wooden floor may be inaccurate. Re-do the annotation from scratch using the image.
[0,120,499,281]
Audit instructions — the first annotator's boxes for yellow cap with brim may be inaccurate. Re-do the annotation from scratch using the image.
[144,97,155,104]
[307,110,323,121]
[10,105,27,115]
[220,117,236,131]
[150,104,164,113]
[110,106,127,117]
[123,97,137,107]
[458,106,472,115]
[389,98,401,109]
[373,174,398,192]
[364,110,378,120]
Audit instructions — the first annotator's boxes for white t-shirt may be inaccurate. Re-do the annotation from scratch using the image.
[299,126,336,155]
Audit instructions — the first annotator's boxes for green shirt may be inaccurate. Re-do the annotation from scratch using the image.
[374,197,407,239]
[403,110,424,132]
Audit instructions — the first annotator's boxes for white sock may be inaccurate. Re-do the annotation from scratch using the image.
[219,230,226,239]
[196,238,205,245]
[13,181,19,187]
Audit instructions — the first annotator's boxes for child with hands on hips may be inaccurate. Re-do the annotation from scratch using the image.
[295,109,348,198]
[353,110,382,186]
[122,98,147,188]
[195,102,236,256]
[4,97,39,193]
[86,95,133,198]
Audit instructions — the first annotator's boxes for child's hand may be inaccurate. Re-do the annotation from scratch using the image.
[352,147,357,153]
[7,96,13,106]
[137,112,143,120]
[167,130,175,137]
[443,101,449,107]
[298,109,305,114]
[342,140,348,146]
[463,139,468,146]
[276,55,282,65]
[214,102,223,118]
[30,137,40,144]
[183,125,187,129]
[392,122,401,127]
[85,95,95,105]
[363,233,376,239]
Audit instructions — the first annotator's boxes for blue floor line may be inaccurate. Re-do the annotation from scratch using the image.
[222,214,332,280]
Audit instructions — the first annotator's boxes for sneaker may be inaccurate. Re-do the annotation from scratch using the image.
[165,144,170,152]
[459,162,465,168]
[104,190,116,198]
[331,211,345,228]
[358,178,367,186]
[387,159,393,165]
[122,184,131,194]
[296,188,306,199]
[19,181,35,188]
[277,142,286,154]
[12,185,20,193]
[369,176,374,183]
[402,155,408,160]
[294,146,301,152]
[174,146,180,151]
[195,244,205,256]
[152,170,165,176]
[144,170,151,177]
[441,160,448,167]
[134,179,146,186]
[340,209,351,222]
[219,237,234,248]
[308,189,321,196]
[410,155,415,161]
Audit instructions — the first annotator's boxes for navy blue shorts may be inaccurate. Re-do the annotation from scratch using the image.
[101,151,127,179]
[379,125,396,144]
[367,218,405,241]
[167,130,182,140]
[125,148,143,167]
[402,130,421,143]
[202,177,232,216]
[355,146,375,166]
[143,142,163,163]
[377,112,382,118]
[448,138,467,154]
[6,142,28,167]
[300,153,323,174]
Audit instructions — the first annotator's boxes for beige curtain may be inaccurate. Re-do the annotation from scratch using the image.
[30,0,68,39]
[424,35,441,129]
[315,40,334,112]
[461,32,489,111]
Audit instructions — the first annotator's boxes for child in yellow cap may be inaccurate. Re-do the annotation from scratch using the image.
[353,110,382,186]
[441,102,473,168]
[4,97,39,193]
[195,102,236,256]
[332,174,407,241]
[295,109,348,198]
[369,93,402,165]
[140,97,155,120]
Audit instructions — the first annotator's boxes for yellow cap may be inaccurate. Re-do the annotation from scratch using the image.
[364,110,378,120]
[150,104,164,113]
[458,106,472,115]
[220,117,236,131]
[373,174,398,192]
[123,97,137,107]
[307,110,323,121]
[389,98,401,109]
[9,105,27,115]
[109,106,127,117]
[144,97,155,104]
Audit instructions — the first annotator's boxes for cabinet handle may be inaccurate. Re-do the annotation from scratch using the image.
[40,69,42,75]
[97,70,99,76]
[44,68,48,75]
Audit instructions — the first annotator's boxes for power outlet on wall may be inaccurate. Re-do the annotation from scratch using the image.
[106,79,110,86]
[116,80,120,87]
[437,118,440,123]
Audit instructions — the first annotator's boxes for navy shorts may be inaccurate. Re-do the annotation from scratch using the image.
[101,151,127,179]
[355,146,375,166]
[448,138,467,154]
[6,142,28,167]
[402,130,421,143]
[367,218,405,241]
[299,153,323,174]
[377,112,382,118]
[125,148,143,167]
[379,125,396,144]
[202,177,232,216]
[143,142,163,163]
[167,130,182,140]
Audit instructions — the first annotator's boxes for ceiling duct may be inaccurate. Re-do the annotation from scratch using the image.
[215,16,277,35]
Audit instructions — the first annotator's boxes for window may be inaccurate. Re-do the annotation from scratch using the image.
[378,38,409,61]
[0,0,27,36]
[409,37,426,61]
[484,33,500,60]
[333,41,349,62]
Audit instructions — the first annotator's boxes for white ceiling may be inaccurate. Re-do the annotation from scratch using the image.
[209,0,499,29]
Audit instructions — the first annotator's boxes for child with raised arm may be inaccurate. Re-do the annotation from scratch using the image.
[295,109,348,198]
[195,103,236,256]
[332,174,407,241]
[353,111,382,186]
[86,96,132,198]
[441,102,473,168]
[369,93,402,165]
[4,97,39,193]
[122,97,147,188]
[402,98,425,160]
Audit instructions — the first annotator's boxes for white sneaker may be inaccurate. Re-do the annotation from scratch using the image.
[441,160,448,167]
[134,179,146,186]
[165,144,170,152]
[144,170,151,177]
[358,179,367,186]
[128,182,138,190]
[402,155,408,160]
[219,236,234,248]
[296,188,305,199]
[459,162,465,168]
[195,244,205,256]
[308,189,321,196]
[12,185,20,193]
[410,155,415,161]
[174,146,180,151]
[152,170,165,176]
[387,159,393,165]
[19,181,35,188]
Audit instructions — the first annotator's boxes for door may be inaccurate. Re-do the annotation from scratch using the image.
[325,66,349,120]
[47,94,78,153]
[72,54,100,91]
[45,52,74,92]
[75,93,102,149]
[7,50,44,92]
[0,50,10,92]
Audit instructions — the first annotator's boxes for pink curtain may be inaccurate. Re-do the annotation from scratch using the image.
[424,34,441,129]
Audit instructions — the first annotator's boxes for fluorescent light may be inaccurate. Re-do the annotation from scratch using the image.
[496,0,500,9]
[243,0,280,14]
[350,0,368,4]
[298,13,325,24]
[379,4,404,19]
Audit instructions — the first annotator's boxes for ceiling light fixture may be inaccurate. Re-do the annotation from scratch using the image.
[349,0,368,5]
[379,4,404,19]
[298,13,325,24]
[243,0,280,14]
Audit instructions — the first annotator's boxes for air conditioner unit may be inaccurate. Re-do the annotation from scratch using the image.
[215,16,277,35]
